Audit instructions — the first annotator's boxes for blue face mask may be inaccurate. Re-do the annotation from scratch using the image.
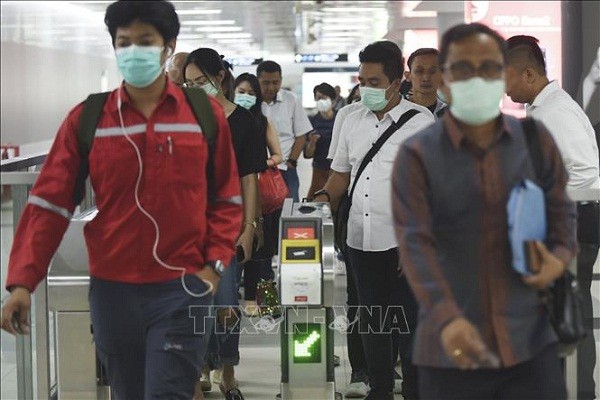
[200,81,219,97]
[234,93,257,109]
[116,45,164,88]
[359,85,392,112]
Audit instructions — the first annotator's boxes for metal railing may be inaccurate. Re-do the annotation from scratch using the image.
[1,152,95,400]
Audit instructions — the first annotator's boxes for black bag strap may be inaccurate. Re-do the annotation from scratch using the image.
[521,117,544,183]
[183,87,218,202]
[348,108,420,202]
[73,92,110,206]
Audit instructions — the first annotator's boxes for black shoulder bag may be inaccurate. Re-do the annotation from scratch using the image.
[334,109,420,255]
[522,118,586,357]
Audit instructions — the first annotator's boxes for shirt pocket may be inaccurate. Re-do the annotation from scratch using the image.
[89,136,139,195]
[169,134,208,188]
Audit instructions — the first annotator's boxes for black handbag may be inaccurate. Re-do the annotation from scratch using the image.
[333,109,420,255]
[541,271,587,357]
[522,118,586,356]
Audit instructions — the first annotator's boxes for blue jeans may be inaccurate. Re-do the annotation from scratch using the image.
[280,167,299,202]
[89,276,213,400]
[205,259,241,369]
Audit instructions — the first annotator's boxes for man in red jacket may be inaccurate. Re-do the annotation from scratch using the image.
[0,1,242,399]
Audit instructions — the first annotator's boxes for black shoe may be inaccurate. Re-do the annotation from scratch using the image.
[333,354,341,367]
[364,391,393,400]
[222,387,245,400]
[349,370,369,384]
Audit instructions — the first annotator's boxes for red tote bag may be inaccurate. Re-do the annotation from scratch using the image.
[258,167,289,214]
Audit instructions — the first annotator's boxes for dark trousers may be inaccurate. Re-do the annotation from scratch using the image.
[419,344,566,399]
[280,167,300,202]
[89,276,213,400]
[347,247,419,397]
[243,209,280,300]
[576,242,599,400]
[345,254,368,378]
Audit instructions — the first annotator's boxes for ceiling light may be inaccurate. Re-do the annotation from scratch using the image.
[323,7,384,12]
[181,20,235,26]
[177,34,206,40]
[194,26,243,32]
[215,38,254,43]
[322,25,370,31]
[321,32,365,38]
[207,33,252,39]
[176,9,222,15]
[60,36,102,41]
[321,17,383,24]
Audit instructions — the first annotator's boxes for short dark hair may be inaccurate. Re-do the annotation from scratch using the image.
[506,35,547,75]
[184,48,235,101]
[256,60,282,77]
[347,83,360,104]
[104,0,180,47]
[439,23,506,67]
[313,82,336,100]
[358,41,404,82]
[407,48,440,70]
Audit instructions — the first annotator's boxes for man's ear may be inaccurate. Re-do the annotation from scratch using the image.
[524,67,537,84]
[404,71,411,81]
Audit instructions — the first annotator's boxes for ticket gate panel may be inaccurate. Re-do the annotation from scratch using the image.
[54,312,98,399]
[278,199,339,400]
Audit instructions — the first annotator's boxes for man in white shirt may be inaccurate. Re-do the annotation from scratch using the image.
[506,34,600,400]
[314,41,435,400]
[257,60,313,202]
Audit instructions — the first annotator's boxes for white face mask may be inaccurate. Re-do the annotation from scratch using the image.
[316,98,332,112]
[448,77,505,125]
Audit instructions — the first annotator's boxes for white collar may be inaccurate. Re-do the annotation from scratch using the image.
[531,80,560,107]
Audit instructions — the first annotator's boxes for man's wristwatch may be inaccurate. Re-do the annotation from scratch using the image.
[313,189,331,202]
[286,158,298,168]
[205,260,226,278]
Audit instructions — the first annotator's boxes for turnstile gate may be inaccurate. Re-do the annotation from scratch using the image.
[277,199,341,400]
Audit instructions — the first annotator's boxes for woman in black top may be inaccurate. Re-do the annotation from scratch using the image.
[233,73,284,317]
[184,48,266,400]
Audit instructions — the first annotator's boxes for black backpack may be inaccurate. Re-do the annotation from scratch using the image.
[73,87,217,206]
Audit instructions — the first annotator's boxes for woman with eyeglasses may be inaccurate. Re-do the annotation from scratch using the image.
[232,72,284,318]
[184,48,266,400]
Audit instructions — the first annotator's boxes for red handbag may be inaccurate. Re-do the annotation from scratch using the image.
[258,166,288,214]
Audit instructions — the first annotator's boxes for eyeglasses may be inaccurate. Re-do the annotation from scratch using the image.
[182,81,203,88]
[443,60,504,81]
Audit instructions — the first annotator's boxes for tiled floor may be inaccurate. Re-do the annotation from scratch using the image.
[2,157,599,399]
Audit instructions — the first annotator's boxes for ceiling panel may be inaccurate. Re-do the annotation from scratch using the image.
[1,1,439,58]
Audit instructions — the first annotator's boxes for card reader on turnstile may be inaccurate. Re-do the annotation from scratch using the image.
[278,199,341,400]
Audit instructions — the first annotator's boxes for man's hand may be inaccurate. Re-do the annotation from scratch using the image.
[441,317,500,369]
[195,268,220,296]
[308,132,321,143]
[1,287,31,335]
[523,241,566,290]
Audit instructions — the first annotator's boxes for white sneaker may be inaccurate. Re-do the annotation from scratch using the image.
[344,381,369,398]
[393,378,402,394]
[333,256,346,275]
[199,371,211,392]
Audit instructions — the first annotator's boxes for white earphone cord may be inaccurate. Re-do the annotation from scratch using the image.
[117,89,212,298]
